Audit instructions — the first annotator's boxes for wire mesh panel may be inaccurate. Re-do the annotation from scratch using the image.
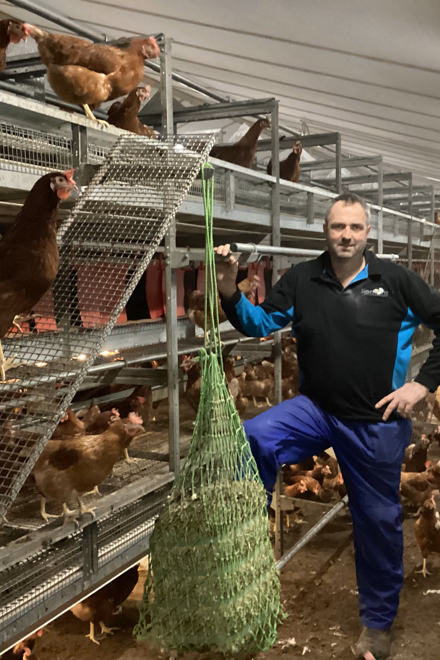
[0,122,73,172]
[87,142,111,166]
[0,132,215,521]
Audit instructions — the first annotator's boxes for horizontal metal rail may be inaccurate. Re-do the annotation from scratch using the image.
[275,497,348,571]
[256,132,340,151]
[230,242,400,260]
[6,0,108,41]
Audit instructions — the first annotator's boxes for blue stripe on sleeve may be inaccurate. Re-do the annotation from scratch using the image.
[392,307,422,390]
[235,293,294,337]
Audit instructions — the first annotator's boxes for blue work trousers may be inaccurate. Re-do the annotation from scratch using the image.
[243,394,412,630]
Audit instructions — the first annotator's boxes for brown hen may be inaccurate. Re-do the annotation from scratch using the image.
[52,408,85,440]
[24,24,159,125]
[181,355,201,413]
[71,565,139,644]
[404,434,430,473]
[267,140,302,182]
[1,630,43,659]
[188,277,256,330]
[210,117,270,168]
[107,86,156,136]
[0,19,27,70]
[0,170,77,381]
[414,492,440,577]
[33,416,145,524]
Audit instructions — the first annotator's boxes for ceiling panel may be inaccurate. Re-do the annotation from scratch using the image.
[2,0,440,183]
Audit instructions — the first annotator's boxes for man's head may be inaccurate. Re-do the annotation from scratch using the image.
[323,193,371,261]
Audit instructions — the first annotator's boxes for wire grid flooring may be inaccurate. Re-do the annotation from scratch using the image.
[0,132,215,521]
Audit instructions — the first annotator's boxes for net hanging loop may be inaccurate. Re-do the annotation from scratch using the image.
[201,162,222,356]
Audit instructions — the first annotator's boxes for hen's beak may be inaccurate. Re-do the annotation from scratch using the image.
[137,86,151,103]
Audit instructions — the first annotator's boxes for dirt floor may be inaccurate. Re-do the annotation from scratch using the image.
[9,398,440,660]
[32,510,440,660]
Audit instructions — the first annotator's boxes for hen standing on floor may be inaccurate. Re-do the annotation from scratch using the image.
[215,192,440,660]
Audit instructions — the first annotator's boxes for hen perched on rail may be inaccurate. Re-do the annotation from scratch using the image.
[210,117,270,169]
[24,24,159,125]
[33,413,144,524]
[267,140,302,182]
[107,86,156,136]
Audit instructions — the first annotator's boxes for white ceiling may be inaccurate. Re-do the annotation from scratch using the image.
[2,0,440,185]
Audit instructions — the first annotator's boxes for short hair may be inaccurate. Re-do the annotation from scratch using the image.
[325,192,371,225]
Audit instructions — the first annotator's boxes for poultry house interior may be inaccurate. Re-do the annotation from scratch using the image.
[0,1,439,659]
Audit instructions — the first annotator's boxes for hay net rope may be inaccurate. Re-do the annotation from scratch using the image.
[135,163,282,654]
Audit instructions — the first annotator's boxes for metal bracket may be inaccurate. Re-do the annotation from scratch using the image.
[225,171,235,211]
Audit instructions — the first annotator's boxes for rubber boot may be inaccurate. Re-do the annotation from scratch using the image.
[351,626,391,660]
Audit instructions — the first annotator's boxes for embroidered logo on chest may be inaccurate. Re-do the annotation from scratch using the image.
[360,287,389,297]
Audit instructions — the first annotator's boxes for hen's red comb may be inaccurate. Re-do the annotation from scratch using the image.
[63,168,76,185]
[128,412,143,424]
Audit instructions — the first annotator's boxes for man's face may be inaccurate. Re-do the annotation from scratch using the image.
[323,201,371,260]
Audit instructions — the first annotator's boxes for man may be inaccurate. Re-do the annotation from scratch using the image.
[215,193,440,660]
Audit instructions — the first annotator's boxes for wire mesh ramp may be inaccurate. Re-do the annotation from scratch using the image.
[0,132,215,522]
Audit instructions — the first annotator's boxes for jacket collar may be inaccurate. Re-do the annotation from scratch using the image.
[310,249,382,281]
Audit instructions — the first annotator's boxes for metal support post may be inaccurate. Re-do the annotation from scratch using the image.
[160,38,173,137]
[377,157,384,254]
[307,191,314,225]
[225,171,235,212]
[431,187,436,286]
[270,99,283,559]
[335,133,342,194]
[71,124,88,178]
[161,38,180,475]
[408,176,413,269]
[270,101,281,406]
[165,226,180,474]
[82,522,99,589]
[274,471,284,559]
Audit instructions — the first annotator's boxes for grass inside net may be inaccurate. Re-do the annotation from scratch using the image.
[134,163,282,654]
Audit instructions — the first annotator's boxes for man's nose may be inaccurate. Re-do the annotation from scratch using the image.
[341,228,352,240]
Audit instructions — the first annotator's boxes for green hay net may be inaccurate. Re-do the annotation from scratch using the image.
[134,163,282,654]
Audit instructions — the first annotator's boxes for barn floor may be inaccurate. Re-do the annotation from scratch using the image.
[33,513,440,660]
[9,398,440,660]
